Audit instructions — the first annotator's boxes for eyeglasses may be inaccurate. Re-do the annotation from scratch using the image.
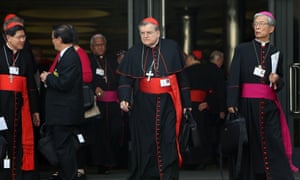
[253,22,269,27]
[13,35,26,41]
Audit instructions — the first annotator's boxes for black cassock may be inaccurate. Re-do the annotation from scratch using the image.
[117,39,191,180]
[0,44,39,180]
[87,54,123,168]
[184,62,225,167]
[227,40,295,180]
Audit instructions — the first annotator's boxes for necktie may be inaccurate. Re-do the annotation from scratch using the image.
[49,54,60,72]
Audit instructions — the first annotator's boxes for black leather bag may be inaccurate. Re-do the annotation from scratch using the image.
[179,111,201,153]
[83,84,94,110]
[220,112,248,155]
[219,112,248,179]
[38,125,59,166]
[0,136,7,159]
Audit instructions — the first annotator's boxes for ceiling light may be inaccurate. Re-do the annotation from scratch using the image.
[26,25,96,34]
[18,9,109,19]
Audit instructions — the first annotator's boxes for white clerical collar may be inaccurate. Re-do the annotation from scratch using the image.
[254,39,270,47]
[6,42,18,54]
[149,39,160,48]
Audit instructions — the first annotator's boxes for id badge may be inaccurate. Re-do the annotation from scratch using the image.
[96,68,104,76]
[0,116,8,131]
[9,66,19,75]
[3,156,10,169]
[77,134,85,144]
[253,66,265,77]
[160,79,171,87]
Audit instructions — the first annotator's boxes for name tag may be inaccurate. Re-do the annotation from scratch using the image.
[9,66,19,75]
[0,117,8,131]
[160,79,170,87]
[253,66,265,77]
[3,157,10,169]
[77,134,85,144]
[96,68,104,76]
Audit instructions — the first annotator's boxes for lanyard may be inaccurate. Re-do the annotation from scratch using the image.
[3,45,20,67]
[252,40,270,67]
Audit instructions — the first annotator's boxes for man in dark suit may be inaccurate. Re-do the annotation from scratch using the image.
[40,24,83,180]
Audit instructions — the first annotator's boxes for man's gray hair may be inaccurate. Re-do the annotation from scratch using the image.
[254,12,276,26]
[90,33,107,46]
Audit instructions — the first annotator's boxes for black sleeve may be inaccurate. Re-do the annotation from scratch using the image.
[176,70,191,108]
[26,49,40,113]
[118,75,135,104]
[89,55,98,93]
[227,46,241,108]
[275,51,284,91]
[46,52,81,91]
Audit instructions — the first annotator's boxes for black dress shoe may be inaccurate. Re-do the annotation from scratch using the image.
[48,175,62,180]
[98,167,111,175]
[48,172,62,180]
[76,171,87,180]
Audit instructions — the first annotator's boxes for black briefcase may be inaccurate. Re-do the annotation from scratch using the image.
[219,112,248,180]
[220,112,248,155]
[179,111,201,153]
[38,125,59,166]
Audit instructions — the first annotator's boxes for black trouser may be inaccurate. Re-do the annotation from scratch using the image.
[50,126,77,180]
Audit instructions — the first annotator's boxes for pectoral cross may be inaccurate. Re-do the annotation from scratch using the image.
[103,76,107,83]
[146,70,154,81]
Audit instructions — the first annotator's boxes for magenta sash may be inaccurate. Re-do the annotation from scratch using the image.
[96,90,119,102]
[241,83,298,172]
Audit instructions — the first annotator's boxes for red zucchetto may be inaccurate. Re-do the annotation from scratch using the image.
[192,50,203,61]
[141,17,159,26]
[3,13,17,23]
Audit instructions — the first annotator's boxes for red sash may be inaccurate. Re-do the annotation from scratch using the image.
[96,90,119,102]
[139,74,183,167]
[0,75,34,170]
[190,89,206,102]
[241,83,298,172]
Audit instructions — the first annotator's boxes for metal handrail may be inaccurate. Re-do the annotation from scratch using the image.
[289,63,300,114]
